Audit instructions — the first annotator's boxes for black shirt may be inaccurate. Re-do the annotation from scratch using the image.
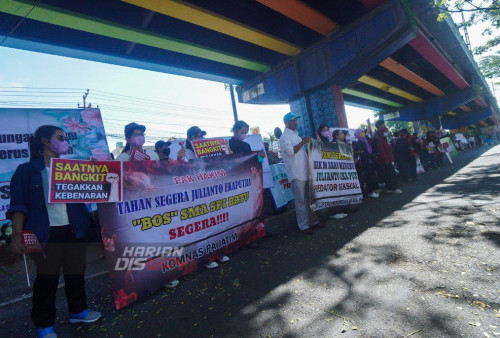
[229,137,251,154]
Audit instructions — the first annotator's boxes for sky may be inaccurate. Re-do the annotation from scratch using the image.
[0,47,376,149]
[0,9,497,149]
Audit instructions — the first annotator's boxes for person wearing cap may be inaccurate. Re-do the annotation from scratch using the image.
[154,140,186,163]
[185,126,207,160]
[116,123,159,161]
[279,112,324,234]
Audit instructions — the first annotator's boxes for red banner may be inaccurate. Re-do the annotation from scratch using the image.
[98,153,265,309]
[49,159,123,203]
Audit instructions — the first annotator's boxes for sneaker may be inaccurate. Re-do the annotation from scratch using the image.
[329,214,346,220]
[393,188,403,194]
[69,308,102,324]
[340,213,348,217]
[37,326,57,338]
[218,256,230,263]
[205,261,218,269]
[165,279,180,288]
[368,192,379,198]
[300,228,313,235]
[374,189,383,194]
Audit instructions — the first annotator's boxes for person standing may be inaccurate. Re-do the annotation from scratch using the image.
[353,129,379,199]
[374,120,402,193]
[279,113,324,234]
[394,129,412,182]
[185,126,207,160]
[9,125,101,338]
[264,142,281,164]
[154,140,186,163]
[116,123,159,161]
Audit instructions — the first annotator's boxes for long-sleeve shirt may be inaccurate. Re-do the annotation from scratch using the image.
[279,128,308,181]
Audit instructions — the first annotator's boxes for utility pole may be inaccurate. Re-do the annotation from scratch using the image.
[225,83,238,122]
[78,89,90,108]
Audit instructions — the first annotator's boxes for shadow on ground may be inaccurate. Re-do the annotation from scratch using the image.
[1,145,499,337]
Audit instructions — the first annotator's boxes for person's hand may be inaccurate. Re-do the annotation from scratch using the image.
[106,173,119,184]
[302,136,310,144]
[11,235,26,255]
[177,149,187,161]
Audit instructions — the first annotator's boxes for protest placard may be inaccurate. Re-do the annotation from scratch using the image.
[269,164,294,208]
[49,159,122,203]
[191,138,230,158]
[308,140,363,211]
[0,108,111,220]
[97,153,265,309]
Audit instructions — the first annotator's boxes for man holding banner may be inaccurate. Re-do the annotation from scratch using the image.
[279,113,323,234]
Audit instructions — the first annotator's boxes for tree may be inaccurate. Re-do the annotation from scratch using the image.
[479,52,500,77]
[385,121,414,133]
[436,0,500,55]
[262,132,278,144]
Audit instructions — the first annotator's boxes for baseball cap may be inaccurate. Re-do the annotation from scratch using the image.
[187,126,207,138]
[124,122,146,138]
[283,112,300,123]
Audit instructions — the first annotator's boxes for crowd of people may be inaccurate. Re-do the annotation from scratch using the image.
[7,111,480,337]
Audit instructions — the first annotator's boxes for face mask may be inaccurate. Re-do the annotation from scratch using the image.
[49,139,69,155]
[130,135,145,147]
[321,131,331,139]
[163,148,171,157]
[360,133,366,138]
[236,133,246,141]
[384,132,389,137]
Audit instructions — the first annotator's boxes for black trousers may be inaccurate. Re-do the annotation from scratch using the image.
[31,225,87,328]
[378,163,398,190]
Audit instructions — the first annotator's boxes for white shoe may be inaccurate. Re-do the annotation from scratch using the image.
[218,256,230,263]
[329,213,346,220]
[205,261,218,269]
[165,279,180,288]
[340,213,348,217]
[388,188,403,194]
[368,192,379,198]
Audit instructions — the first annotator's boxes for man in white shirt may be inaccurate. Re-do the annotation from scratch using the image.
[279,113,323,234]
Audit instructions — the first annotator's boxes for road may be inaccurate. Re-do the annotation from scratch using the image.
[1,144,499,337]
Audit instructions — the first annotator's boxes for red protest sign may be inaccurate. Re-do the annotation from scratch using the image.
[191,138,230,158]
[20,231,44,254]
[131,148,150,161]
[49,158,123,203]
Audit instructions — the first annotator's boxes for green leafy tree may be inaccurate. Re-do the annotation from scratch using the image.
[385,121,414,133]
[479,52,500,78]
[263,132,278,144]
[436,0,500,55]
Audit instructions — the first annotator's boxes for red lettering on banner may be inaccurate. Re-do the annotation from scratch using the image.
[168,212,229,240]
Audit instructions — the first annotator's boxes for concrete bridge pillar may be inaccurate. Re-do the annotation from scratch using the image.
[289,84,348,137]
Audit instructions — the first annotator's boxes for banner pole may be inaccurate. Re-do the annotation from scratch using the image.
[23,254,31,287]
